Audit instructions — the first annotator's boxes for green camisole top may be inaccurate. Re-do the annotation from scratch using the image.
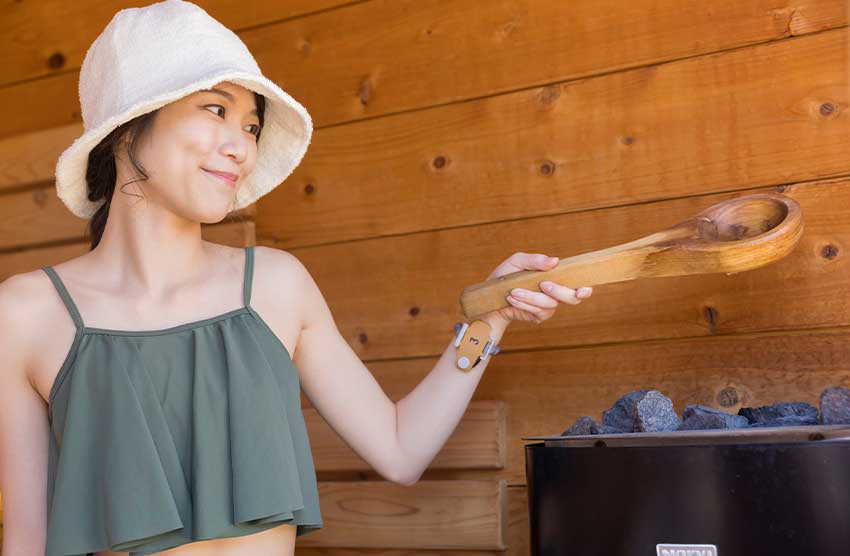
[40,245,323,556]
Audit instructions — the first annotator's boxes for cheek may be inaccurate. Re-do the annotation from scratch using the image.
[159,123,216,179]
[243,143,259,175]
[178,118,217,155]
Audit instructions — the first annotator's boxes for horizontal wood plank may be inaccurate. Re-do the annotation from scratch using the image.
[0,122,77,191]
[1,0,845,138]
[0,0,352,88]
[295,484,527,556]
[259,28,849,247]
[298,479,507,549]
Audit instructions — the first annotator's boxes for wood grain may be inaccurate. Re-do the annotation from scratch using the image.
[259,26,849,247]
[297,479,507,550]
[295,484,527,555]
[0,0,352,88]
[1,0,844,139]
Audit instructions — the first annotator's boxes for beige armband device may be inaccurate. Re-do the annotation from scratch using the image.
[452,320,501,371]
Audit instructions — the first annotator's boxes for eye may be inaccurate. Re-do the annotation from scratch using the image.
[204,104,226,117]
[204,104,261,138]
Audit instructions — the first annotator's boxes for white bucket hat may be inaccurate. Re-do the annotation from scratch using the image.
[55,0,313,219]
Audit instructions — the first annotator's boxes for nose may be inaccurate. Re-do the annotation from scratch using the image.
[219,122,251,165]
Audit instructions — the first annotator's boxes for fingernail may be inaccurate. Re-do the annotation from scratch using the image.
[542,282,553,291]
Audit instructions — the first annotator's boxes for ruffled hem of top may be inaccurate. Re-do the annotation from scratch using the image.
[44,313,323,556]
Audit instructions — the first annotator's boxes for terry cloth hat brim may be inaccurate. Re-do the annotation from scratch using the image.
[55,69,312,219]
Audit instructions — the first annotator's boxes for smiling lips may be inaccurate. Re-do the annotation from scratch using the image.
[203,168,238,187]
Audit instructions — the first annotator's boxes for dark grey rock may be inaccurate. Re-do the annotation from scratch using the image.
[562,416,619,436]
[562,416,596,436]
[820,387,850,424]
[601,389,651,432]
[746,415,819,428]
[738,401,818,426]
[677,405,749,431]
[635,391,681,432]
[594,423,620,435]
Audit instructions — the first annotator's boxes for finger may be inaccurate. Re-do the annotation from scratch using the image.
[510,288,559,309]
[576,286,593,299]
[538,254,559,269]
[514,252,558,270]
[506,293,552,316]
[539,281,582,305]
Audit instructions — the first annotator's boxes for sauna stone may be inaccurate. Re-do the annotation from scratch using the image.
[738,401,818,426]
[601,389,651,432]
[561,416,618,436]
[634,390,681,432]
[600,389,680,433]
[677,405,748,431]
[747,415,819,427]
[820,387,850,424]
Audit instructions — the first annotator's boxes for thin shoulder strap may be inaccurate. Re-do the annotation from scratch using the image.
[243,245,255,308]
[42,266,85,330]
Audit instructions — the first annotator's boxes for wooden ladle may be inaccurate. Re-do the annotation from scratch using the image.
[459,192,803,319]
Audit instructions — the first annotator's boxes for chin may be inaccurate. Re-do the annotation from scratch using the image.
[207,206,237,223]
[176,203,234,224]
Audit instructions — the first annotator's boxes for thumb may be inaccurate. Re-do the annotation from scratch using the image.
[530,253,558,269]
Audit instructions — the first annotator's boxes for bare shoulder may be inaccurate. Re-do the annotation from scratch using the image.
[250,245,329,334]
[250,245,308,330]
[251,245,309,296]
[0,270,55,383]
[252,244,305,275]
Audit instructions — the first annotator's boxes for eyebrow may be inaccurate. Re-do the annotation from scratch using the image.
[202,87,259,117]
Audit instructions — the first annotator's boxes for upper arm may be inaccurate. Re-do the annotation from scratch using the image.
[0,274,50,555]
[266,249,408,483]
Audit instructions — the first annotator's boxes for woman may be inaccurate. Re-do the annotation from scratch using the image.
[0,2,593,555]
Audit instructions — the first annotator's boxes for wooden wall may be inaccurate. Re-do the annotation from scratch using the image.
[2,1,850,555]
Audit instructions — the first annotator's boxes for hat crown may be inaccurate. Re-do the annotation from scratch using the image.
[79,0,260,132]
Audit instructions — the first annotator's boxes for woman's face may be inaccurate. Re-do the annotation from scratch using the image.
[116,80,262,222]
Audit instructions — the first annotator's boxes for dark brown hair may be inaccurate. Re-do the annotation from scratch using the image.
[85,91,266,250]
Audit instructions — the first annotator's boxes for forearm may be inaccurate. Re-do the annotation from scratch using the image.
[394,316,510,484]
